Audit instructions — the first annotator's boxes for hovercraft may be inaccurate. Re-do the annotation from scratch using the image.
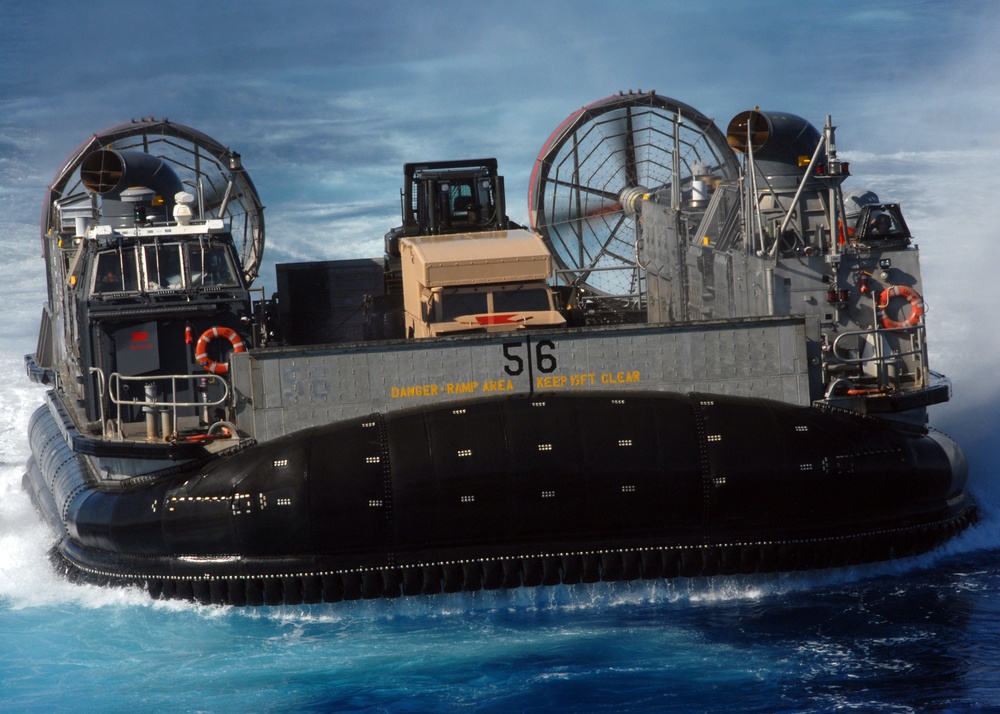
[23,93,976,605]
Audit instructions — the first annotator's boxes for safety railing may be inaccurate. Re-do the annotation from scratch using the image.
[106,372,230,441]
[825,323,929,397]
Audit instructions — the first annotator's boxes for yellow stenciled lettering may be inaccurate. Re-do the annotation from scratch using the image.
[391,383,441,399]
[445,382,481,395]
[535,372,592,389]
[601,370,641,385]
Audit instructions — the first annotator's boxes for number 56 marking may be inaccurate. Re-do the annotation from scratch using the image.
[502,339,557,376]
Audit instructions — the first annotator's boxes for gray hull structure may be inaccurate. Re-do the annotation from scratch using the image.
[235,316,810,442]
[22,92,975,605]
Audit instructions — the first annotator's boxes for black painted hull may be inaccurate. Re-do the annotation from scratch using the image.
[24,391,976,605]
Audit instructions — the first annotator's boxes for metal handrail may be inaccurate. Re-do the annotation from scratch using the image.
[107,372,229,440]
[827,323,929,392]
[88,367,106,431]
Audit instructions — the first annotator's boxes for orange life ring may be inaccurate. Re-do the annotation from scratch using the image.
[183,425,232,442]
[877,285,924,330]
[183,432,217,443]
[194,326,246,375]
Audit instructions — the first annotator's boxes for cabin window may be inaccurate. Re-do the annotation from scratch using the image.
[449,183,475,215]
[863,211,901,237]
[440,290,488,320]
[493,287,551,313]
[855,204,911,244]
[449,180,495,225]
[93,248,139,293]
[437,286,552,321]
[144,244,184,290]
[92,241,239,296]
[187,244,239,287]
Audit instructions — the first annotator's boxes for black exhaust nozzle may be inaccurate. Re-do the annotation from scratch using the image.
[80,149,183,227]
[726,110,822,185]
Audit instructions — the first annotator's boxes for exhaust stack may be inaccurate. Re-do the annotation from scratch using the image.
[726,110,822,187]
[80,149,183,227]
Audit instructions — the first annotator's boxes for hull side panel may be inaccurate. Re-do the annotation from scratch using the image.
[24,391,976,605]
[233,318,812,442]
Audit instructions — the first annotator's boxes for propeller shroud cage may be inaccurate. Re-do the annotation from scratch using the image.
[529,91,739,307]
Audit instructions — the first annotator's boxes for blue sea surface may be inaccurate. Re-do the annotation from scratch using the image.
[3,455,1000,714]
[3,347,998,714]
[3,3,1000,710]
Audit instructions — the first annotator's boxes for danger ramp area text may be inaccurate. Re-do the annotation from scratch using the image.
[389,370,641,399]
[391,380,516,399]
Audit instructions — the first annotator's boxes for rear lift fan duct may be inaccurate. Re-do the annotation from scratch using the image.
[529,90,740,305]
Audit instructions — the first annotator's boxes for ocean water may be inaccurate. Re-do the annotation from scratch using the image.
[2,348,1000,714]
[4,3,1000,710]
[3,158,1000,711]
[3,427,1000,714]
